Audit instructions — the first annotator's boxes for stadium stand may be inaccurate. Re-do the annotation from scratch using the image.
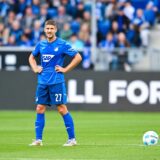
[0,0,160,71]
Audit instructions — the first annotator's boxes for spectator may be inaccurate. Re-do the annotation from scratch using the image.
[82,42,92,69]
[133,9,150,47]
[6,35,16,46]
[1,0,160,71]
[69,34,84,51]
[40,34,46,40]
[114,5,130,31]
[31,0,40,15]
[75,2,85,19]
[96,0,106,21]
[51,0,61,8]
[60,23,73,41]
[54,5,72,31]
[61,0,77,18]
[22,6,35,29]
[32,20,43,45]
[37,4,49,26]
[99,32,118,70]
[23,27,32,40]
[4,10,16,27]
[0,0,10,18]
[111,21,121,44]
[126,23,141,47]
[78,22,90,43]
[123,1,135,21]
[9,20,22,45]
[19,34,33,47]
[15,0,27,17]
[116,32,131,71]
[105,0,117,21]
[144,2,156,26]
[82,11,91,25]
[0,22,9,45]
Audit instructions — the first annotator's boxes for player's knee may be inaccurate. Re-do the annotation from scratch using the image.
[36,105,46,113]
[57,105,68,115]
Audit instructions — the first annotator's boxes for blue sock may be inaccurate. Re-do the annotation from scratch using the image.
[62,112,75,140]
[35,113,45,140]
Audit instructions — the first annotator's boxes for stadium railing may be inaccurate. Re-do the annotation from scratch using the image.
[93,47,160,72]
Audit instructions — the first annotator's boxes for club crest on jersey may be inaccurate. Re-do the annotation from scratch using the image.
[54,47,59,52]
[42,54,54,62]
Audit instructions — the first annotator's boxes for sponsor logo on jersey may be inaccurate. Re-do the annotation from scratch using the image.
[42,54,54,62]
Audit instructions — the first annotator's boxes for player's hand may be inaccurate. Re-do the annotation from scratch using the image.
[55,65,66,73]
[33,66,43,73]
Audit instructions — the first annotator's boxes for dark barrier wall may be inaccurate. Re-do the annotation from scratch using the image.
[0,71,160,111]
[0,49,82,70]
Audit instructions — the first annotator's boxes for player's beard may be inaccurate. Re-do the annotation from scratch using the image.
[46,33,56,42]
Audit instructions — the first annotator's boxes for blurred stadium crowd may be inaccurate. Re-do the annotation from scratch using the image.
[0,0,160,70]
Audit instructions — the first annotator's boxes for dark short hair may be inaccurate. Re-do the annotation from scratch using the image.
[45,20,57,27]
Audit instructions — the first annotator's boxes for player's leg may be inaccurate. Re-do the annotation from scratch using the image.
[49,83,76,146]
[29,104,46,146]
[35,105,46,142]
[30,84,49,146]
[57,104,77,146]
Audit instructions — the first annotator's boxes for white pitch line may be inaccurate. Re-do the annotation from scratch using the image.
[78,143,160,147]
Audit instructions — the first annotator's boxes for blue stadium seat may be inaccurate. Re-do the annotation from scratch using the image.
[131,0,149,9]
[47,8,58,18]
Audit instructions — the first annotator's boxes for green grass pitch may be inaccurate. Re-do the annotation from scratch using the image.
[0,111,160,160]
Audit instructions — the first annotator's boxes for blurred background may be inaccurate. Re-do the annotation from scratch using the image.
[0,0,160,111]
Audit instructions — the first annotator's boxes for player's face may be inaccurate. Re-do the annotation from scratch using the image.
[44,25,57,40]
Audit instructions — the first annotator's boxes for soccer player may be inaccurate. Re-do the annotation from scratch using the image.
[28,20,82,147]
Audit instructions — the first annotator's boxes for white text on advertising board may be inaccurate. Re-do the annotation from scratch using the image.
[67,79,160,105]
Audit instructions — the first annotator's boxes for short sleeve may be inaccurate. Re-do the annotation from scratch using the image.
[32,42,40,57]
[64,42,78,57]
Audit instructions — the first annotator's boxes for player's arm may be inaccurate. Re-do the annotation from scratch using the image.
[29,54,43,73]
[55,53,82,73]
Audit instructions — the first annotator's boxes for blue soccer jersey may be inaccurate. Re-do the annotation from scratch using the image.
[32,38,78,85]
